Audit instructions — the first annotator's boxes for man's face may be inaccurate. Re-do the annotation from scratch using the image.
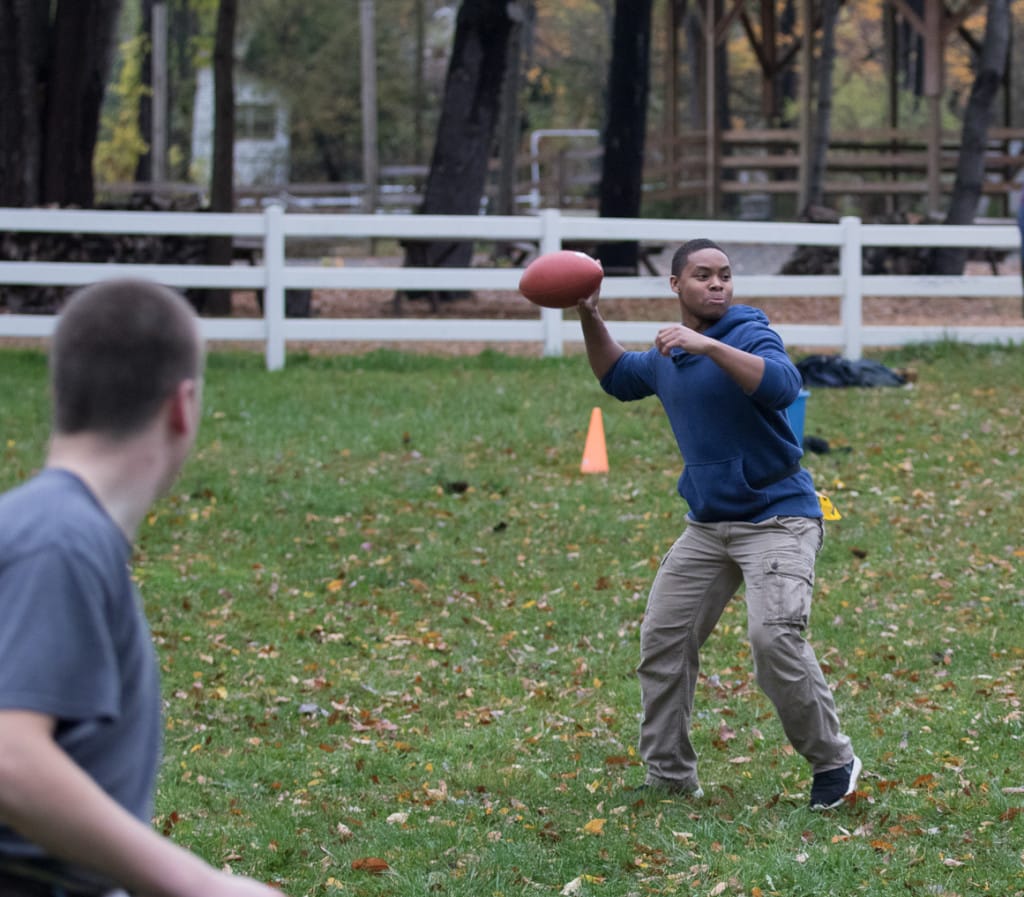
[669,247,733,332]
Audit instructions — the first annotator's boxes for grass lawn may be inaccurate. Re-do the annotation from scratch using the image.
[2,342,1024,896]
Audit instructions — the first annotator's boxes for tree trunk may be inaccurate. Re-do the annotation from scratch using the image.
[932,0,1010,274]
[0,1,44,206]
[0,0,121,208]
[43,0,123,207]
[135,0,154,183]
[496,1,532,218]
[402,0,517,296]
[596,0,654,275]
[806,0,838,211]
[167,0,201,181]
[201,0,237,317]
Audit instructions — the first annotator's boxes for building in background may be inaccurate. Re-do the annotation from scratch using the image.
[190,68,289,187]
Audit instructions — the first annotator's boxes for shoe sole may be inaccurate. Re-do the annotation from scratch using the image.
[810,755,862,811]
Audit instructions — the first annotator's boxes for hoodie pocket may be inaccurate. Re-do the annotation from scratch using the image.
[680,456,767,521]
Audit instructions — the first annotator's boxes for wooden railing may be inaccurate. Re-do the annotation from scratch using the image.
[95,127,1024,221]
[536,127,1024,218]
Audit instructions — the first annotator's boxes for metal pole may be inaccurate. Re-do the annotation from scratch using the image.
[152,1,168,184]
[360,0,378,214]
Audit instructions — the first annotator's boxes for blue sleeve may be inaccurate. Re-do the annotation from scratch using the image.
[746,327,804,410]
[599,348,660,401]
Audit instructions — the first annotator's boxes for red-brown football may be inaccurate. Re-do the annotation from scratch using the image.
[518,250,604,308]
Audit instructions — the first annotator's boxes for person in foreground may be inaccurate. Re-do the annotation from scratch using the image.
[0,279,287,896]
[577,240,860,810]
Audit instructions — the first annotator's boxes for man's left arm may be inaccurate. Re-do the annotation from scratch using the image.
[654,325,765,394]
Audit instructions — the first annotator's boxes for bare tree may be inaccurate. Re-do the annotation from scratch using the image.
[805,0,839,211]
[402,0,518,292]
[932,0,1010,274]
[199,0,237,316]
[0,0,122,207]
[596,0,654,275]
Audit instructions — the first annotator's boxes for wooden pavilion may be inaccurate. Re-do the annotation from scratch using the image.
[660,0,1023,219]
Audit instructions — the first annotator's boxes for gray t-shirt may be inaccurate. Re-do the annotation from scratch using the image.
[0,468,161,884]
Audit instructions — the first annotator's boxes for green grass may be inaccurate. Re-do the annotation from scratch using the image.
[3,342,1024,896]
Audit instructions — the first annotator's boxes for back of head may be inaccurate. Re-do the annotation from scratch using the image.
[51,279,203,438]
[671,238,727,277]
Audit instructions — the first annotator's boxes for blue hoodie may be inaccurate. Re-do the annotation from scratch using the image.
[600,305,821,523]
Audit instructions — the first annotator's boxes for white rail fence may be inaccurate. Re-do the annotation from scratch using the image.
[1,206,1022,370]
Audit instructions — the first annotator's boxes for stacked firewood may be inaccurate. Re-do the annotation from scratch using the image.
[1,228,209,313]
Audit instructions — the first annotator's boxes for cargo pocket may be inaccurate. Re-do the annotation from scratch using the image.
[762,552,814,627]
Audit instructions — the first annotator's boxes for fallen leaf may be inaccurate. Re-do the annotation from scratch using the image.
[351,856,389,874]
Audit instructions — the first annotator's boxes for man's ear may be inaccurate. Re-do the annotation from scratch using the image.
[167,379,200,436]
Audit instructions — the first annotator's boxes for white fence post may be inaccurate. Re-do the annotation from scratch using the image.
[839,215,863,361]
[538,208,565,357]
[263,202,286,371]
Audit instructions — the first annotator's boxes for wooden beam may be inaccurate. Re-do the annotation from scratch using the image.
[715,0,746,43]
[705,0,720,215]
[942,0,986,38]
[761,0,777,119]
[889,0,925,35]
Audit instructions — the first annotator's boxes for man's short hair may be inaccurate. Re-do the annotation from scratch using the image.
[670,239,728,277]
[51,279,203,437]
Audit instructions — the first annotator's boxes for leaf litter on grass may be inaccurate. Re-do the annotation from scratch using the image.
[5,345,1024,896]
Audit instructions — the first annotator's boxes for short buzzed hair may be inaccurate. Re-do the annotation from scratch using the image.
[670,239,728,277]
[51,279,203,437]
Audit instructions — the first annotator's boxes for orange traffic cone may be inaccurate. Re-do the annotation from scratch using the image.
[580,407,609,474]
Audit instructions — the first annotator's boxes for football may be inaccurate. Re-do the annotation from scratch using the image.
[518,250,604,308]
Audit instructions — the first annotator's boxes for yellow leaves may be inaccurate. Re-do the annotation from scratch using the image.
[817,492,842,521]
[582,817,606,835]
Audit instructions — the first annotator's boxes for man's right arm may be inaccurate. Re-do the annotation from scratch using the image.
[577,291,625,381]
[0,710,287,897]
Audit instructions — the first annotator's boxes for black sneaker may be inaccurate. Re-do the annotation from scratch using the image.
[809,756,861,810]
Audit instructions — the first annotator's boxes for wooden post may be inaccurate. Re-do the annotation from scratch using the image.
[796,0,813,213]
[665,0,679,207]
[923,0,943,216]
[760,0,777,121]
[704,0,718,216]
[496,2,528,217]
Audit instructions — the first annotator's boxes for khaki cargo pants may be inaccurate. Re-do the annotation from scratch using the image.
[638,515,853,791]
